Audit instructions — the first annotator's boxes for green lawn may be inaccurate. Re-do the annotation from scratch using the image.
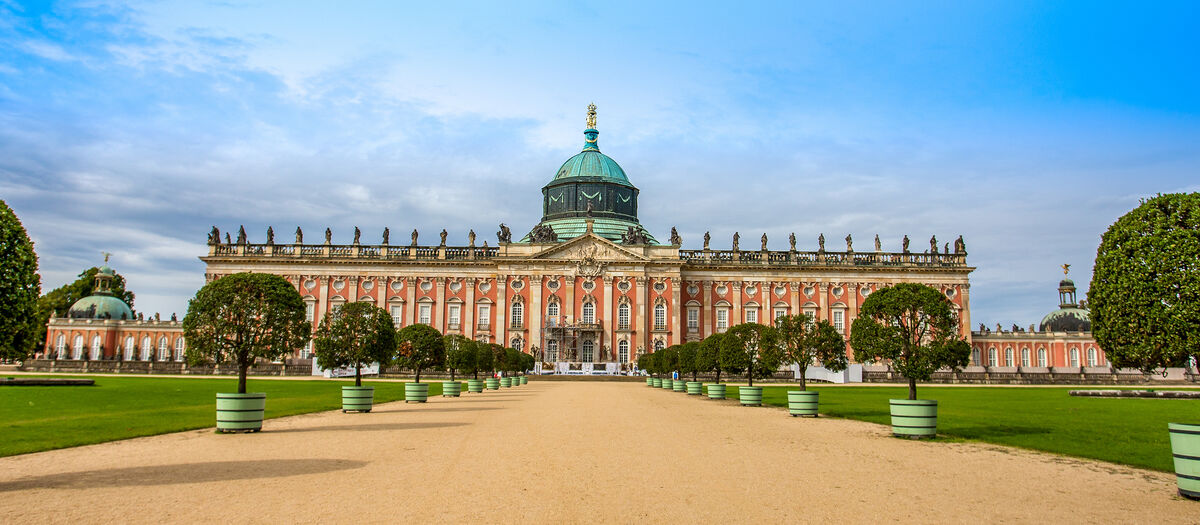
[712,384,1200,472]
[0,376,452,457]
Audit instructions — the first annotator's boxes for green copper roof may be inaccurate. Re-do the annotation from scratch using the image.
[549,129,634,187]
[68,295,134,321]
[520,217,660,245]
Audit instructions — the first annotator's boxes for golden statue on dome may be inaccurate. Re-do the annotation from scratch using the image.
[1062,263,1071,276]
[586,103,597,129]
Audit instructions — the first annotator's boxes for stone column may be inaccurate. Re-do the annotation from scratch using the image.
[376,277,387,310]
[497,277,508,346]
[790,282,801,318]
[565,277,576,323]
[732,282,743,325]
[818,282,828,322]
[318,275,330,323]
[434,277,446,332]
[404,278,416,326]
[465,277,476,339]
[603,276,614,360]
[635,277,647,352]
[848,283,859,328]
[670,277,681,346]
[702,280,713,339]
[531,276,542,354]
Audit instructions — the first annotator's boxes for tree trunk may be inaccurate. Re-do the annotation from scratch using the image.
[415,367,421,383]
[747,361,754,387]
[908,377,917,400]
[355,365,362,387]
[715,369,721,383]
[238,363,248,394]
[473,369,478,380]
[799,367,807,391]
[451,369,456,380]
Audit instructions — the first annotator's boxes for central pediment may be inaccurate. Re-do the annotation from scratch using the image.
[529,233,649,262]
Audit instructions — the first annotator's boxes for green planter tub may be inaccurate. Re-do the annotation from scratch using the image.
[467,379,485,393]
[739,386,763,406]
[341,386,374,413]
[520,376,528,385]
[661,378,674,390]
[706,384,726,399]
[889,399,938,438]
[646,378,654,386]
[216,392,266,432]
[405,382,430,403]
[787,390,818,417]
[442,381,462,397]
[501,377,512,388]
[686,381,702,395]
[486,378,500,390]
[672,380,686,392]
[1169,423,1200,500]
[651,378,662,387]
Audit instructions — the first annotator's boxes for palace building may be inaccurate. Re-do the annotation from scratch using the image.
[196,105,975,369]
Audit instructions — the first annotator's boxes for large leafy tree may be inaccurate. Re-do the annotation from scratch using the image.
[183,272,311,394]
[658,345,679,378]
[777,315,848,390]
[0,200,40,361]
[850,283,971,400]
[696,332,726,383]
[396,324,444,383]
[677,341,701,381]
[35,266,136,354]
[444,334,476,380]
[1090,193,1200,375]
[504,347,522,375]
[312,302,395,387]
[721,323,783,387]
[637,351,658,377]
[472,342,495,379]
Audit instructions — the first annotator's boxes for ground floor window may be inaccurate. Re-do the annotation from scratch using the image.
[618,340,629,363]
[1004,347,1013,367]
[546,339,558,361]
[988,348,997,367]
[1021,348,1030,368]
[581,340,594,362]
[1086,347,1097,367]
[175,338,185,361]
[1037,348,1047,367]
[1069,347,1080,368]
[716,308,729,331]
[687,308,699,331]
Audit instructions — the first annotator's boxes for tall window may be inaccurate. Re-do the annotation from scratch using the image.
[1086,347,1097,367]
[547,339,558,361]
[512,338,523,352]
[305,302,315,323]
[1069,347,1080,368]
[55,334,65,357]
[582,340,594,362]
[1021,348,1030,368]
[140,336,152,361]
[654,339,665,351]
[477,305,490,328]
[1004,347,1013,367]
[582,302,595,324]
[448,305,461,328]
[833,310,845,334]
[988,348,997,367]
[803,308,816,326]
[418,303,432,324]
[158,337,169,361]
[654,303,666,329]
[618,340,629,363]
[745,307,758,324]
[547,301,559,325]
[1037,347,1047,367]
[390,305,403,326]
[510,302,523,327]
[774,308,787,323]
[687,307,699,331]
[91,335,101,360]
[175,338,185,361]
[124,337,134,360]
[618,303,630,329]
[971,347,981,366]
[716,308,729,331]
[73,335,83,359]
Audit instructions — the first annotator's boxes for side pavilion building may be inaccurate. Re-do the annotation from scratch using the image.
[200,106,974,369]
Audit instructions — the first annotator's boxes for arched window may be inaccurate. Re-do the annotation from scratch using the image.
[91,335,101,360]
[1069,347,1080,368]
[654,303,667,329]
[654,339,665,351]
[971,347,981,366]
[1086,347,1097,367]
[617,302,630,329]
[140,336,152,361]
[581,340,594,362]
[618,340,630,363]
[546,339,558,361]
[124,336,135,360]
[55,334,65,358]
[72,335,83,359]
[175,338,185,361]
[1004,347,1014,367]
[582,301,595,324]
[1021,348,1030,368]
[988,348,997,367]
[158,337,169,361]
[510,302,523,327]
[511,337,523,352]
[546,301,559,324]
[1037,347,1047,367]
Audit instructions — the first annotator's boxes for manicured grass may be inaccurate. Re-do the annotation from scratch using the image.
[712,384,1200,472]
[0,376,454,457]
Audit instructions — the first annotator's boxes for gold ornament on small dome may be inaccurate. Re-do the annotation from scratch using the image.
[1062,263,1070,276]
[586,103,597,129]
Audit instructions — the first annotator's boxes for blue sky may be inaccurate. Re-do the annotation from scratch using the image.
[2,1,1197,325]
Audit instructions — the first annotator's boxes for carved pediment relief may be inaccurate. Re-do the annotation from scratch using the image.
[529,234,648,263]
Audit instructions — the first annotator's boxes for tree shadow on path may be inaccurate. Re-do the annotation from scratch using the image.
[271,421,470,433]
[0,458,367,491]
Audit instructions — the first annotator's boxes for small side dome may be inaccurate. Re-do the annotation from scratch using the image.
[1039,307,1091,332]
[67,295,134,321]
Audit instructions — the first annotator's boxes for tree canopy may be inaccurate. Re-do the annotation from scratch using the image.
[473,342,495,378]
[312,301,395,386]
[677,341,701,381]
[396,323,444,383]
[850,283,970,400]
[35,266,136,355]
[696,332,726,383]
[443,334,476,380]
[182,272,311,393]
[0,200,40,361]
[721,323,783,386]
[776,315,848,390]
[1090,193,1200,375]
[637,350,658,377]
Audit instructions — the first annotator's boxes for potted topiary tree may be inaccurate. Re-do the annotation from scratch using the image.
[312,301,396,412]
[466,339,489,393]
[776,315,848,417]
[485,343,503,390]
[697,332,727,399]
[638,352,660,387]
[520,353,534,384]
[182,272,310,432]
[721,323,783,406]
[503,347,522,387]
[850,282,970,439]
[396,324,444,403]
[442,334,473,397]
[677,341,703,395]
[1089,193,1200,499]
[658,345,678,390]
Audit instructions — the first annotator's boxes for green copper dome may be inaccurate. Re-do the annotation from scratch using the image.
[68,294,133,321]
[551,147,634,187]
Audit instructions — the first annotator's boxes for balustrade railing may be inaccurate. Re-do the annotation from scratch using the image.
[677,249,967,267]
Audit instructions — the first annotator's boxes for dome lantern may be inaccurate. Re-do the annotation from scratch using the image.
[67,253,134,321]
[1039,264,1090,332]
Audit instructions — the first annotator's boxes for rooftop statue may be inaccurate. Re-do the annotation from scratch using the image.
[208,226,220,245]
[225,232,231,244]
[818,233,825,252]
[902,234,910,253]
[703,231,710,250]
[440,229,448,246]
[732,232,740,251]
[930,235,938,254]
[295,226,303,244]
[845,233,853,252]
[353,227,361,245]
[468,229,476,246]
[944,242,950,254]
[324,228,332,244]
[621,225,650,246]
[411,228,418,246]
[531,223,559,243]
[874,234,881,252]
[586,102,597,129]
[669,227,681,246]
[236,225,247,245]
[760,233,768,251]
[954,235,965,254]
[382,227,389,245]
[266,226,274,245]
[789,232,796,251]
[497,223,512,243]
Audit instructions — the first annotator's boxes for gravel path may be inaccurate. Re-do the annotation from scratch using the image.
[0,382,1193,523]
